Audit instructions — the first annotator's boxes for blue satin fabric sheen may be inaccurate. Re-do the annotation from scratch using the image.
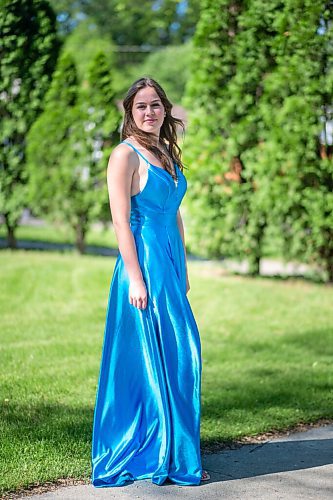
[91,141,203,487]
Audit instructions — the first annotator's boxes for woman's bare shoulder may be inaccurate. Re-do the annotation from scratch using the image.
[108,142,138,172]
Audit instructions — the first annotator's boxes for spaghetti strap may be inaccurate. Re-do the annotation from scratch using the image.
[122,141,150,165]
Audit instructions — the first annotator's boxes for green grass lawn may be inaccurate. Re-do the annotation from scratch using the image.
[0,251,332,495]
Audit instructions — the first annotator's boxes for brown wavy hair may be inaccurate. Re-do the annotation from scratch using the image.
[121,77,185,179]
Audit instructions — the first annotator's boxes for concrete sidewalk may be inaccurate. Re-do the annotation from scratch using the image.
[28,425,333,500]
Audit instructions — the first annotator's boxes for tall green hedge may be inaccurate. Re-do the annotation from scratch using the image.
[184,0,333,280]
[26,51,120,253]
[0,0,59,247]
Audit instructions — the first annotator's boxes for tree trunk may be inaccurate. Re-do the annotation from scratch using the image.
[248,220,267,276]
[4,215,17,249]
[320,243,333,283]
[75,216,87,254]
[248,252,261,276]
[326,255,333,283]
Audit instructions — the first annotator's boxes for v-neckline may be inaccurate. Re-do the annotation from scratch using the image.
[122,140,178,186]
[149,162,179,187]
[142,152,177,181]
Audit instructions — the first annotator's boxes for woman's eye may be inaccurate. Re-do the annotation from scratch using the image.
[136,103,160,110]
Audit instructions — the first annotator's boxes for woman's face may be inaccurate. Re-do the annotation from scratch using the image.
[132,86,165,136]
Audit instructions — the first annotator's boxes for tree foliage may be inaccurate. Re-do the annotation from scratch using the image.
[0,0,59,247]
[114,42,193,103]
[184,0,269,272]
[49,0,200,62]
[62,19,116,80]
[27,51,120,253]
[185,0,333,280]
[257,0,333,280]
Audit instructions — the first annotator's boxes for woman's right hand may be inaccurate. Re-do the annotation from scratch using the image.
[129,278,148,309]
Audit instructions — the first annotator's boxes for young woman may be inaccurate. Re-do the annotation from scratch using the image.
[91,77,210,487]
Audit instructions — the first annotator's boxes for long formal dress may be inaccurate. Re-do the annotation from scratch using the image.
[91,141,203,487]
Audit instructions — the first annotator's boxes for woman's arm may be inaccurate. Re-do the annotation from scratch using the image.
[177,209,190,294]
[107,145,147,309]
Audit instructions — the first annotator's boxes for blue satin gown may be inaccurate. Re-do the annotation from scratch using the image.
[91,141,203,487]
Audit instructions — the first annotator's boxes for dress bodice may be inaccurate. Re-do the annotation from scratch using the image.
[121,141,187,227]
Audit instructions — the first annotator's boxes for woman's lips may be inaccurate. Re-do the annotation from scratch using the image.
[145,119,156,123]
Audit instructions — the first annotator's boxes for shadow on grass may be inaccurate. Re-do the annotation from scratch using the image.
[1,326,333,494]
[0,237,119,257]
[245,327,333,357]
[232,270,328,285]
[0,237,203,261]
[0,402,94,494]
[1,237,328,284]
[201,327,333,450]
[2,329,332,445]
[4,404,331,489]
[3,402,332,492]
[1,401,94,446]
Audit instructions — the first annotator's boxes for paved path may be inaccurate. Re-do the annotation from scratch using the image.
[27,425,333,500]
